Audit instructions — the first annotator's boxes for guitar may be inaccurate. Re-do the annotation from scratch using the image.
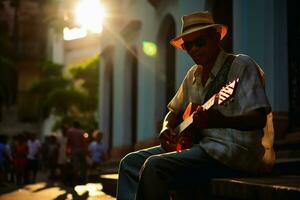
[162,78,240,152]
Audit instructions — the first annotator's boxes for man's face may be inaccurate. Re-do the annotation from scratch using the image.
[181,29,220,65]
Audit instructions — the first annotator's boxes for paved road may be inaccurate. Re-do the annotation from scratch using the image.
[0,172,116,200]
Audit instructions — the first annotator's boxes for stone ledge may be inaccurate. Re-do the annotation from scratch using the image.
[99,174,300,199]
[211,175,300,199]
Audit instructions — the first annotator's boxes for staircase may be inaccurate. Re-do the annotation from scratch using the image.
[98,132,300,199]
[210,134,300,199]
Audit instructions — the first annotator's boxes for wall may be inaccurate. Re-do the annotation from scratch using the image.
[98,0,290,158]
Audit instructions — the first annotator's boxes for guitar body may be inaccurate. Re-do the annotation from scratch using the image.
[176,127,196,151]
[175,102,200,151]
[161,126,196,152]
[161,102,199,152]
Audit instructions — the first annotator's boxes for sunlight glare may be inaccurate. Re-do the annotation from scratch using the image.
[63,27,87,41]
[75,0,106,33]
[74,183,104,197]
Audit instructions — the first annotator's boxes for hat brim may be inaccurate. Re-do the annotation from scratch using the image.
[170,24,227,50]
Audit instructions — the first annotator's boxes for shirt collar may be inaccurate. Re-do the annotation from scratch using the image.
[209,49,229,79]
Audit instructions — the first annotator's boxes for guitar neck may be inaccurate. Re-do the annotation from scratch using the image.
[202,94,216,111]
[174,78,239,136]
[175,114,194,134]
[175,94,216,134]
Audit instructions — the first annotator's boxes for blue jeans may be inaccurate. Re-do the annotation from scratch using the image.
[116,145,241,200]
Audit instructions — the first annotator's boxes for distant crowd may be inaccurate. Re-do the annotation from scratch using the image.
[0,121,107,187]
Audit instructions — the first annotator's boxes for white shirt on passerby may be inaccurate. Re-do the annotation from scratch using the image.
[27,139,41,160]
[58,136,68,165]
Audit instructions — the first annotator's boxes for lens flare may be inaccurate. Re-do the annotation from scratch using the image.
[75,0,106,33]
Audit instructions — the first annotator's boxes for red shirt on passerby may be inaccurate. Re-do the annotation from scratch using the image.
[67,127,85,152]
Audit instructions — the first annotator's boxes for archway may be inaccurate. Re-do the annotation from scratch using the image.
[123,47,138,146]
[155,14,176,131]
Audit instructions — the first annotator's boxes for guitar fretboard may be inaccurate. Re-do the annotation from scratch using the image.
[175,78,238,136]
[202,94,216,111]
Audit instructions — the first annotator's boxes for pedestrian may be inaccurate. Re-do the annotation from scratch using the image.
[88,130,107,176]
[116,11,275,200]
[66,121,87,185]
[57,124,69,183]
[13,134,28,186]
[4,136,13,183]
[26,132,41,183]
[0,135,8,185]
[48,135,59,180]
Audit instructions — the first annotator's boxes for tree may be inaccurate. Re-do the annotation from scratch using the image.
[29,55,100,133]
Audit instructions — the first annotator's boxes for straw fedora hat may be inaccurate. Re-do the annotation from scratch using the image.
[170,11,227,50]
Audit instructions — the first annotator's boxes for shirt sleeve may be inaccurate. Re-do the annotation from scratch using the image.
[167,69,192,115]
[234,55,271,114]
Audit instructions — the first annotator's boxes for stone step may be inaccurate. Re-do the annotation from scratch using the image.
[99,147,300,199]
[274,133,300,150]
[99,174,300,199]
[98,158,300,199]
[211,175,300,199]
[273,158,300,175]
[276,149,300,159]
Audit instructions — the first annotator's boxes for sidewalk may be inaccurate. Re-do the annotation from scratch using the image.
[0,171,116,200]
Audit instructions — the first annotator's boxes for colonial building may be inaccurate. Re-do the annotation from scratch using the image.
[0,0,47,134]
[98,0,293,159]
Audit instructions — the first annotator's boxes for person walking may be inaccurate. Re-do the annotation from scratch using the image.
[88,130,107,176]
[67,121,87,185]
[26,132,41,183]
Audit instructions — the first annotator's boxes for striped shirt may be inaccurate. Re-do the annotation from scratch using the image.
[168,50,275,172]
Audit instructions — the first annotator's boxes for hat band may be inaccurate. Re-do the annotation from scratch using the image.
[182,23,213,33]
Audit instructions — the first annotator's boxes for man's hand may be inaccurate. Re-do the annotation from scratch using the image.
[159,128,178,152]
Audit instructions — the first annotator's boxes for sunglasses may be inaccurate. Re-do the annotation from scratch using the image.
[181,36,208,51]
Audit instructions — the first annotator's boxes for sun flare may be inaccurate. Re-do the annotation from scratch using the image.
[64,0,106,40]
[75,0,106,33]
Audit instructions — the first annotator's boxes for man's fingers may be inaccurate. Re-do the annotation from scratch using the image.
[169,129,177,136]
[195,106,204,112]
[192,110,209,129]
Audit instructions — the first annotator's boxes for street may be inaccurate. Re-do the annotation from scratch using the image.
[0,172,116,200]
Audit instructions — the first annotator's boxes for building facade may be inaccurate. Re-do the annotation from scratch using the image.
[98,0,292,158]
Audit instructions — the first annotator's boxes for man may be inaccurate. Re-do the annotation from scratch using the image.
[88,130,107,175]
[26,132,41,183]
[57,124,68,182]
[117,11,275,200]
[67,121,87,184]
